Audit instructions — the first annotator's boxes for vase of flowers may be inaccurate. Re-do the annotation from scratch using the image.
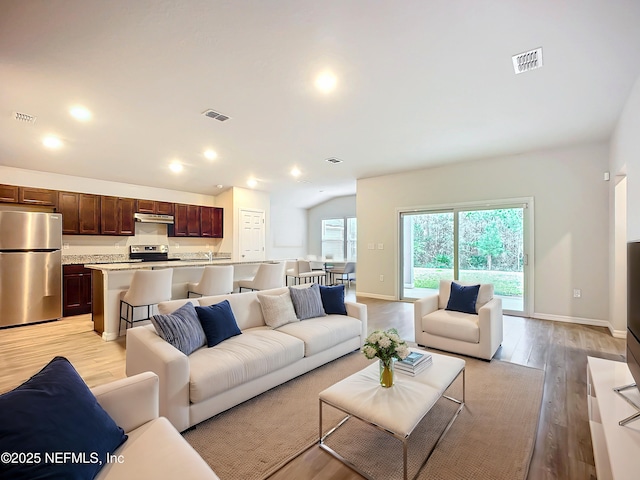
[362,328,410,388]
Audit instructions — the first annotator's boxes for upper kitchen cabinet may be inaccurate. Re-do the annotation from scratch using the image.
[58,192,100,235]
[0,184,19,203]
[0,185,56,206]
[18,187,58,207]
[136,199,174,215]
[101,196,136,235]
[171,203,200,237]
[201,206,224,238]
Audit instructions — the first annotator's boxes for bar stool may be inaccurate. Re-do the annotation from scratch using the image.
[296,260,326,285]
[119,268,173,335]
[327,262,356,287]
[238,262,286,292]
[187,265,234,297]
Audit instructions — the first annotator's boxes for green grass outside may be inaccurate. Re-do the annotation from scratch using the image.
[412,268,523,297]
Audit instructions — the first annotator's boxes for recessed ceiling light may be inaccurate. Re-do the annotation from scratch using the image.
[291,167,301,177]
[247,178,257,188]
[216,184,223,189]
[315,71,337,93]
[204,149,217,160]
[42,135,63,149]
[169,161,183,173]
[69,106,92,121]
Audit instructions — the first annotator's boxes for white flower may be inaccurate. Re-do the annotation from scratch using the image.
[363,345,377,359]
[388,332,400,344]
[378,335,392,348]
[396,345,410,359]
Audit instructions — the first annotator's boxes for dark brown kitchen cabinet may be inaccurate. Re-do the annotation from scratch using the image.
[63,265,92,317]
[0,184,19,203]
[212,207,223,238]
[172,203,200,237]
[136,199,174,215]
[119,197,136,235]
[200,206,224,238]
[157,201,174,215]
[18,187,57,206]
[79,194,101,234]
[101,196,136,235]
[58,192,100,234]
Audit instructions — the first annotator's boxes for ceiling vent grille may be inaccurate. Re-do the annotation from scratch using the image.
[512,47,543,74]
[13,111,37,124]
[325,157,343,164]
[202,109,230,122]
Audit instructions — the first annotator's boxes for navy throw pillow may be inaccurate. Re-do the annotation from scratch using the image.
[196,300,242,347]
[319,284,348,315]
[0,356,127,480]
[446,282,480,315]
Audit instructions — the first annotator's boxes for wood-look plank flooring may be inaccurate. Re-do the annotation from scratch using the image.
[0,291,625,480]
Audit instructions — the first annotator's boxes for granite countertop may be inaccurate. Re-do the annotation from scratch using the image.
[83,258,278,271]
[85,258,229,271]
[63,252,232,266]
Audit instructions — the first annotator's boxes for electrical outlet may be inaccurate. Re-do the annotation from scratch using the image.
[377,243,384,250]
[63,243,69,250]
[573,289,581,298]
[379,275,384,282]
[368,243,375,250]
[175,244,180,249]
[114,243,119,249]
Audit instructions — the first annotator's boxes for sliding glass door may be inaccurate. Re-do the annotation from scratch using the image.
[401,202,529,316]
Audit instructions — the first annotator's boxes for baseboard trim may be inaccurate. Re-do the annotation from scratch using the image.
[609,328,627,339]
[532,312,625,338]
[356,292,397,301]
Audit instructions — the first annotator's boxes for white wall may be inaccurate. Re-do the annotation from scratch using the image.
[269,199,307,260]
[609,73,640,335]
[357,142,610,324]
[611,75,640,240]
[0,165,214,206]
[307,195,357,258]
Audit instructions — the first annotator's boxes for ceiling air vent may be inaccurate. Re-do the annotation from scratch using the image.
[202,109,230,122]
[325,157,343,164]
[13,111,37,124]
[512,47,543,74]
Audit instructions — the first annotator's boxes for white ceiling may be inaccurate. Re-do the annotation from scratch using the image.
[1,0,640,208]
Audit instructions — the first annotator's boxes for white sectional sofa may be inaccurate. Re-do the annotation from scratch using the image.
[92,371,219,479]
[126,286,368,432]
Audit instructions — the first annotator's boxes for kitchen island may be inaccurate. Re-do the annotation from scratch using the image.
[86,259,272,341]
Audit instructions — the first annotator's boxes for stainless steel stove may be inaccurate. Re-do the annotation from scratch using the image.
[129,244,179,262]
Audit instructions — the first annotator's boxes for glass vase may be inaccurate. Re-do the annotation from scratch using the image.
[379,358,394,388]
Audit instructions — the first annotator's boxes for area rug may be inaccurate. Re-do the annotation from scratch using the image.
[183,352,544,480]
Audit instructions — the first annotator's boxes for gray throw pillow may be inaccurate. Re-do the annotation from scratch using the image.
[150,302,207,355]
[257,290,299,328]
[289,284,326,320]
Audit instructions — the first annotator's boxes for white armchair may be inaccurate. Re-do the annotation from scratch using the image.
[414,280,503,360]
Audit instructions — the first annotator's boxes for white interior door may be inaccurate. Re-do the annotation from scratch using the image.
[239,209,265,262]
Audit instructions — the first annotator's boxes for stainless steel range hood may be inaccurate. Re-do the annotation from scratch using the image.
[134,213,174,224]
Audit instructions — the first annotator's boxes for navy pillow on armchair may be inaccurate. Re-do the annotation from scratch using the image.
[0,356,127,480]
[445,281,480,315]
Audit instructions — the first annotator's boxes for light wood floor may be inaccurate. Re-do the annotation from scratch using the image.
[0,293,625,480]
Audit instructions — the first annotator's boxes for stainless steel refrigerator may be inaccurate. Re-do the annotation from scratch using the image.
[0,211,62,327]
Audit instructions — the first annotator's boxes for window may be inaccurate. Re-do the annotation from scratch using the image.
[322,217,357,261]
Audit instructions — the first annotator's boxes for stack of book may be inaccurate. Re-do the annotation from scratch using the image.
[396,351,432,376]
